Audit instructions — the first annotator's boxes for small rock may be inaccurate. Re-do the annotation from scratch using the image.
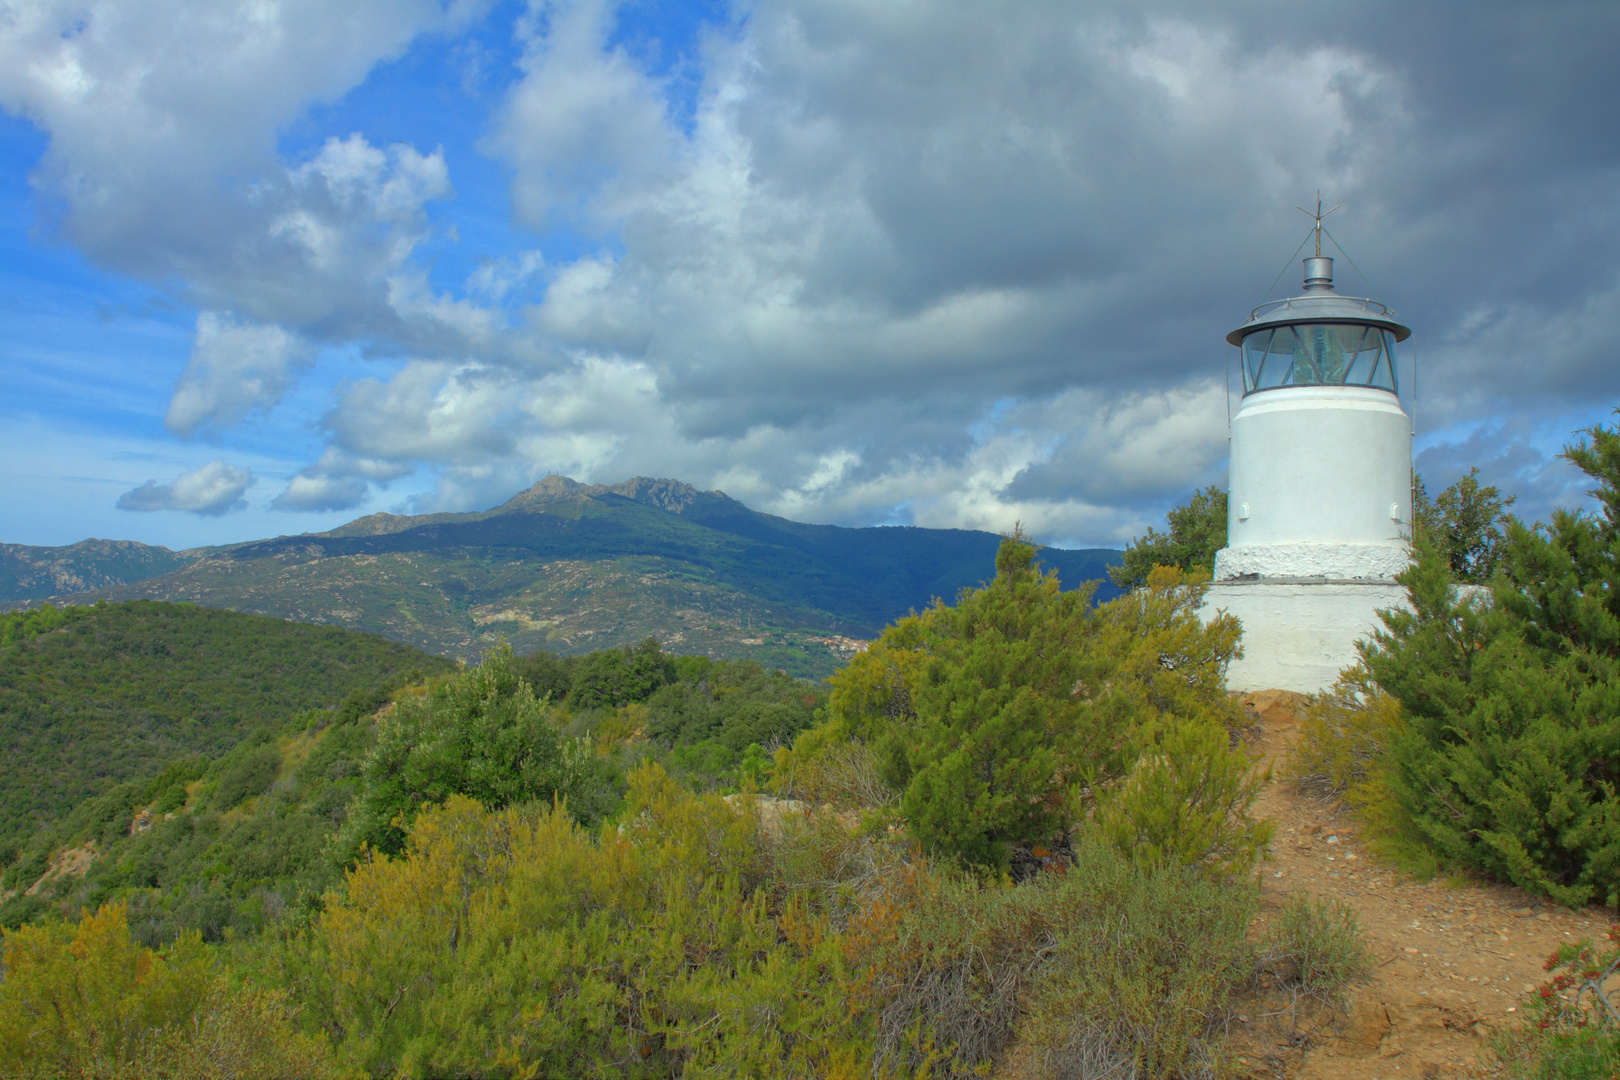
[1336,991,1391,1051]
[1326,834,1340,844]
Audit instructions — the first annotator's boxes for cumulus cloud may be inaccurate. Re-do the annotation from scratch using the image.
[271,448,414,512]
[492,0,678,228]
[117,461,255,516]
[0,3,484,353]
[164,314,313,436]
[12,1,1620,545]
[0,0,444,265]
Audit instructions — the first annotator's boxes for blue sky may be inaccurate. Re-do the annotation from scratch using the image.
[1,1,1616,549]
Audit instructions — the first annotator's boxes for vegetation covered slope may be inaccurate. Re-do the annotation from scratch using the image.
[55,477,1118,672]
[0,537,1374,1080]
[0,637,824,943]
[0,539,199,603]
[0,601,453,857]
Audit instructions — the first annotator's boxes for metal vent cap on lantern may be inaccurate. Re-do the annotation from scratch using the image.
[1226,212,1412,397]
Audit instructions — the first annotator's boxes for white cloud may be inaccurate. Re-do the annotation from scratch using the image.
[0,0,445,255]
[11,1,1620,546]
[270,447,415,512]
[164,313,313,437]
[117,460,255,516]
[491,0,679,228]
[271,474,371,513]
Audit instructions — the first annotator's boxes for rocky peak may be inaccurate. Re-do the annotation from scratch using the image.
[495,475,738,517]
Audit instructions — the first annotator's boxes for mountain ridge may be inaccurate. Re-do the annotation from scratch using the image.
[4,477,1122,674]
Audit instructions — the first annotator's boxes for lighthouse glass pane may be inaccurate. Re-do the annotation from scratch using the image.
[1240,324,1398,394]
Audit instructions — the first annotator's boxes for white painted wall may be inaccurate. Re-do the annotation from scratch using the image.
[1225,385,1412,553]
[1203,580,1409,693]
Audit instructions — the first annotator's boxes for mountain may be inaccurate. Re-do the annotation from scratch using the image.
[0,601,453,855]
[16,477,1122,675]
[0,539,201,602]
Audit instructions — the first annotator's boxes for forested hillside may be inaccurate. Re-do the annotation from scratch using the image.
[0,636,825,942]
[0,601,453,855]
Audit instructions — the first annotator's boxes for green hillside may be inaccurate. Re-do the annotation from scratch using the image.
[0,638,823,942]
[0,601,454,854]
[69,477,1120,670]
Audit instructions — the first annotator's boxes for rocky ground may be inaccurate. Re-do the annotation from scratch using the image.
[1231,690,1616,1079]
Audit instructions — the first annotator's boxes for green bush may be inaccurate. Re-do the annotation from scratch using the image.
[291,770,867,1080]
[346,645,611,857]
[1285,666,1403,800]
[213,745,282,812]
[0,599,450,854]
[566,636,676,710]
[1095,714,1271,879]
[1367,525,1620,906]
[1411,467,1516,583]
[1257,894,1371,1006]
[782,535,1252,871]
[644,659,821,753]
[1107,485,1228,589]
[0,903,332,1078]
[860,839,1263,1079]
[284,763,1285,1079]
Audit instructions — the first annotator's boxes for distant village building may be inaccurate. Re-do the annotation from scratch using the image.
[1204,219,1413,692]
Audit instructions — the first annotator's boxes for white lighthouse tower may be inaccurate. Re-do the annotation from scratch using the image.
[1205,208,1414,693]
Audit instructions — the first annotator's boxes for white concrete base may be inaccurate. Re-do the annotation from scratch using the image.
[1213,542,1409,581]
[1202,579,1409,694]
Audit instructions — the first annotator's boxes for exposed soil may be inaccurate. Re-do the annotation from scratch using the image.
[1233,690,1617,1079]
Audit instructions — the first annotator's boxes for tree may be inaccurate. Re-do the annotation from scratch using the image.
[1366,416,1620,907]
[567,637,676,710]
[1108,486,1227,589]
[1411,467,1516,583]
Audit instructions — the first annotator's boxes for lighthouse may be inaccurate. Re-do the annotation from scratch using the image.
[1205,209,1414,693]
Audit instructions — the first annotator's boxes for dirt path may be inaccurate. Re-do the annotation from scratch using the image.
[1236,691,1616,1079]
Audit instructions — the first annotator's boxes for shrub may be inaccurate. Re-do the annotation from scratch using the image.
[1366,529,1620,906]
[1287,666,1404,799]
[292,769,870,1079]
[0,903,331,1078]
[1257,894,1371,1007]
[1107,485,1228,589]
[858,839,1263,1079]
[1411,467,1516,583]
[567,637,676,710]
[1491,926,1620,1080]
[782,535,1253,871]
[1095,714,1272,879]
[212,744,282,812]
[644,660,822,753]
[346,644,610,857]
